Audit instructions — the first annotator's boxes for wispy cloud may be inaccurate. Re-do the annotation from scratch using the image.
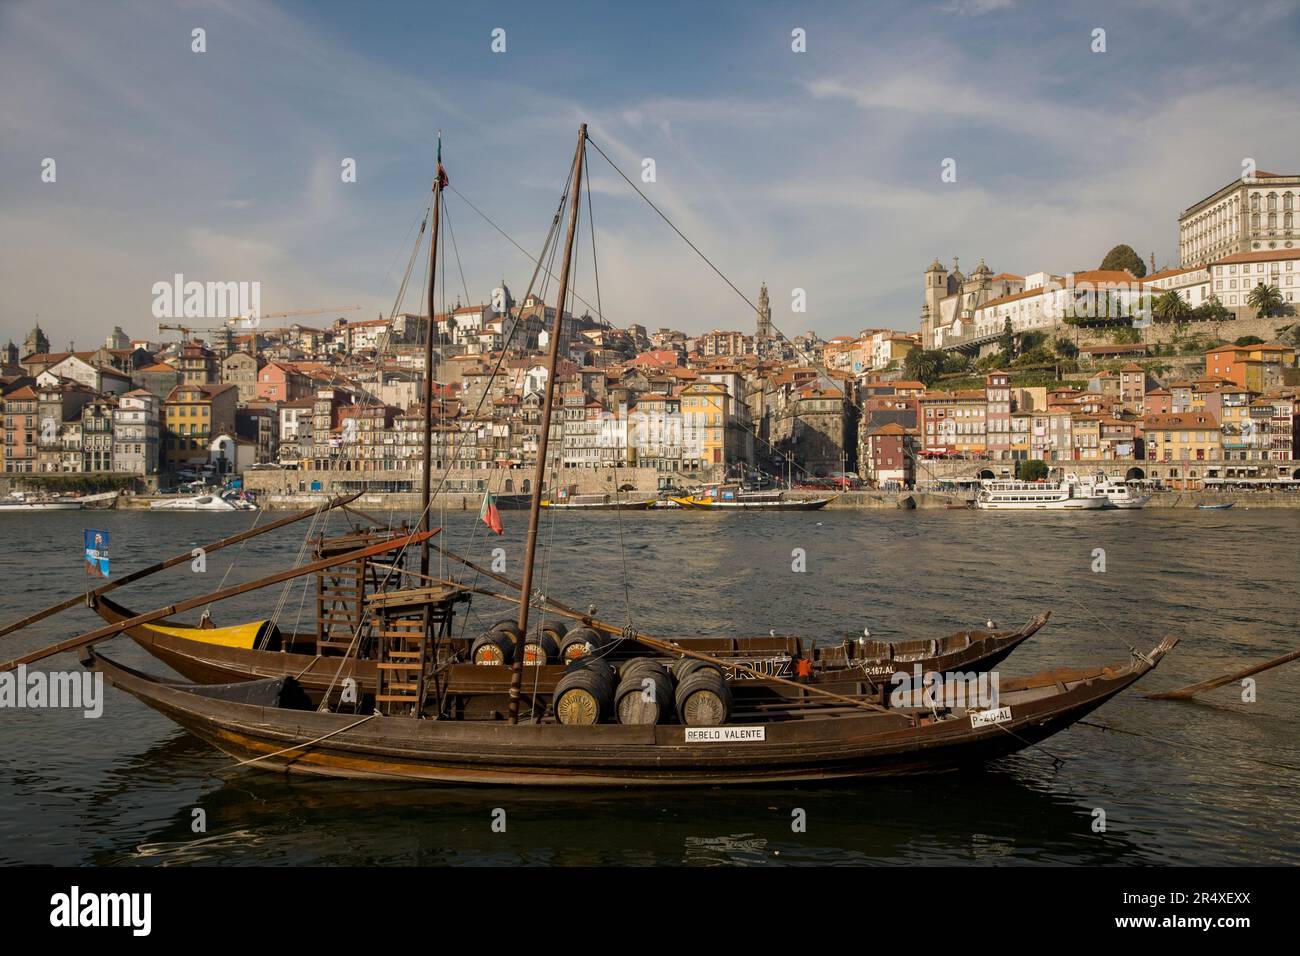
[940,0,1015,15]
[1,0,1297,348]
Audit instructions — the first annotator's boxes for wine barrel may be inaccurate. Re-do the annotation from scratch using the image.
[470,631,515,666]
[559,627,606,663]
[675,668,731,726]
[671,658,723,682]
[615,665,674,725]
[553,659,617,725]
[522,630,560,666]
[490,619,523,641]
[540,620,568,642]
[619,656,666,682]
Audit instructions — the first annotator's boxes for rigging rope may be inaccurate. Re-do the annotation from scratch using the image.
[581,147,634,626]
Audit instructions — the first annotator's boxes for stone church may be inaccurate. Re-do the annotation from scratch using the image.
[920,258,1024,350]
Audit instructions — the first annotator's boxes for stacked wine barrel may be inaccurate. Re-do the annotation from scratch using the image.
[471,618,569,666]
[558,626,606,663]
[552,653,732,728]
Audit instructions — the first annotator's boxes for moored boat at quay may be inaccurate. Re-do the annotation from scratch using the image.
[671,482,834,510]
[150,489,257,511]
[975,474,1108,511]
[1077,473,1152,510]
[0,491,83,512]
[541,490,656,510]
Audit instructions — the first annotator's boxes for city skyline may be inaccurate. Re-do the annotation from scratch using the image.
[2,0,1299,350]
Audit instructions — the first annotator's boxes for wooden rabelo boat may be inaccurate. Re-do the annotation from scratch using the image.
[88,591,1049,710]
[5,125,1178,787]
[83,636,1176,785]
[671,483,834,510]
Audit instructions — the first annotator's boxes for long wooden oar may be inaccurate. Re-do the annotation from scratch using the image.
[0,529,435,673]
[1144,647,1300,700]
[422,546,901,717]
[0,492,364,641]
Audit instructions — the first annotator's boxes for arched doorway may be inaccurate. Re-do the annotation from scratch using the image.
[522,479,531,494]
[1125,466,1145,481]
[977,469,995,480]
[504,478,514,493]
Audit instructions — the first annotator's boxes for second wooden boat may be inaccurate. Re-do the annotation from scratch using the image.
[89,593,1048,709]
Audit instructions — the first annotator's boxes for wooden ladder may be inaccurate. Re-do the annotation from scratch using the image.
[316,558,366,655]
[374,610,428,717]
[369,590,462,718]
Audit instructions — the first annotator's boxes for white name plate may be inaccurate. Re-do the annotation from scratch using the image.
[969,706,1012,727]
[684,726,766,743]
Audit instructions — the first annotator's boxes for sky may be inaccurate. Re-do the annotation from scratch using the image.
[2,0,1299,352]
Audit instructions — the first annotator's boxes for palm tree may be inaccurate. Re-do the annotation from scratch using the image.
[904,347,944,387]
[1152,290,1191,323]
[1246,283,1284,318]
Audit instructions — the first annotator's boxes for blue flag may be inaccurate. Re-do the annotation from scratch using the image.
[84,529,110,578]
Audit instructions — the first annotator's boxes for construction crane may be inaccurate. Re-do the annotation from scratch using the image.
[156,323,235,345]
[237,305,361,327]
[158,307,361,350]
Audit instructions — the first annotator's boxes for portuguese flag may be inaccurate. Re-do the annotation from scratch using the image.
[479,490,503,535]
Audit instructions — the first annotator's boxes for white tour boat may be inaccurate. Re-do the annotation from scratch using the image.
[974,474,1108,511]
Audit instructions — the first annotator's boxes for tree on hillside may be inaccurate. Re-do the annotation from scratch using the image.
[1018,330,1048,353]
[1152,290,1191,323]
[999,317,1015,359]
[1246,283,1285,318]
[1192,296,1231,324]
[1053,337,1079,359]
[942,352,971,374]
[1098,244,1147,278]
[903,347,944,387]
[1234,335,1264,346]
[1017,459,1049,481]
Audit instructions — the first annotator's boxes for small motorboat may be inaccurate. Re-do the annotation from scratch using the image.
[1196,502,1234,510]
[151,489,257,512]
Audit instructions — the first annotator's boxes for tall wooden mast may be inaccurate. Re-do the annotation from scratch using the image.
[419,134,446,578]
[507,123,586,724]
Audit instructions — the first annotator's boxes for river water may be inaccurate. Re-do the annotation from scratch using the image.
[1,507,1297,866]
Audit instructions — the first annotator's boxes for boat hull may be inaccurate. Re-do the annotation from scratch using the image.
[0,501,82,511]
[670,496,833,511]
[1105,496,1151,510]
[85,636,1175,785]
[975,497,1107,511]
[540,500,656,510]
[150,497,256,511]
